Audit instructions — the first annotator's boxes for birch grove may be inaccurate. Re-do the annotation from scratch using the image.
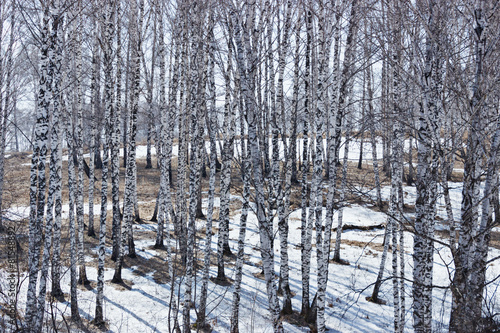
[2,0,500,332]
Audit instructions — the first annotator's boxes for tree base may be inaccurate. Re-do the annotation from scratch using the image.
[223,244,233,257]
[365,296,387,305]
[92,318,107,330]
[193,320,212,333]
[78,268,90,286]
[51,287,65,302]
[330,258,350,265]
[153,242,165,250]
[111,275,123,284]
[210,276,233,286]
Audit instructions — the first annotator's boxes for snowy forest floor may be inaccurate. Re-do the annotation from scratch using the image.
[1,143,500,332]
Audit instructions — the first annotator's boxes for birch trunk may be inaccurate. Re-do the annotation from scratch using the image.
[230,111,250,333]
[275,1,293,314]
[230,4,282,331]
[66,99,81,322]
[301,7,313,319]
[51,6,64,298]
[111,0,122,262]
[333,115,352,263]
[413,1,441,331]
[34,7,62,331]
[318,1,358,331]
[198,13,217,327]
[73,0,89,286]
[183,6,204,330]
[87,13,100,238]
[217,30,235,281]
[450,2,488,331]
[25,8,51,328]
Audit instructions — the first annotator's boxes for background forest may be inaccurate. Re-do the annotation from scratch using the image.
[0,0,500,332]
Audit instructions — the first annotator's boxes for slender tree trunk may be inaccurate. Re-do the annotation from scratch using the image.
[73,0,89,286]
[95,1,114,324]
[25,8,51,328]
[231,5,283,331]
[50,5,64,300]
[301,7,313,319]
[230,111,250,333]
[333,115,352,263]
[183,6,204,330]
[66,102,81,323]
[111,0,122,262]
[217,34,235,281]
[198,14,217,327]
[34,7,62,330]
[87,17,100,238]
[450,2,488,331]
[413,1,441,331]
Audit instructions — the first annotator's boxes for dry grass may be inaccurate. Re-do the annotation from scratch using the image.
[1,144,498,301]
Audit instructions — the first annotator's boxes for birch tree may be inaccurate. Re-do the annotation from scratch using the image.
[449,1,495,331]
[318,0,358,330]
[73,0,89,286]
[34,3,63,330]
[95,0,114,325]
[87,5,101,238]
[25,6,51,328]
[198,8,217,329]
[413,1,441,330]
[183,2,205,330]
[111,0,122,262]
[229,2,282,331]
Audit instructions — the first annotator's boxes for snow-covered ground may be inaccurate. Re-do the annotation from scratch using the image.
[3,178,500,332]
[2,140,497,332]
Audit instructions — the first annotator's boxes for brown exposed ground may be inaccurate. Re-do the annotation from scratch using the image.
[1,148,499,285]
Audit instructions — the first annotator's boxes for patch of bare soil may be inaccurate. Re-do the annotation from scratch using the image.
[78,281,96,291]
[281,310,313,329]
[106,279,134,291]
[210,276,234,286]
[333,238,386,253]
[487,230,500,250]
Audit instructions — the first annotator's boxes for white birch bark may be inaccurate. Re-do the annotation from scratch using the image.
[124,0,140,260]
[450,1,489,331]
[333,114,352,262]
[230,3,282,331]
[0,0,5,235]
[111,0,122,262]
[183,6,205,330]
[95,0,114,325]
[50,6,64,299]
[65,99,81,323]
[300,7,313,318]
[217,40,235,280]
[413,1,440,331]
[198,11,217,328]
[25,7,51,328]
[230,111,250,333]
[34,7,63,330]
[275,0,293,314]
[73,0,89,286]
[87,12,100,238]
[319,1,358,331]
[154,0,167,249]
